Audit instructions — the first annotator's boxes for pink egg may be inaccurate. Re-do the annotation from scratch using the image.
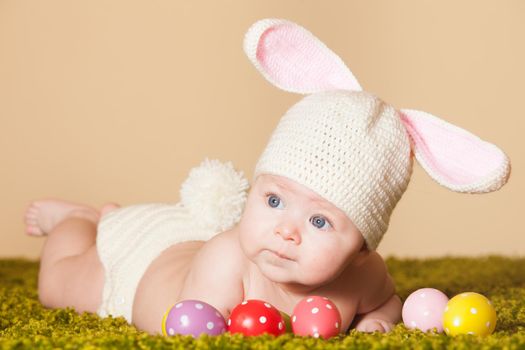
[402,288,449,333]
[291,296,342,339]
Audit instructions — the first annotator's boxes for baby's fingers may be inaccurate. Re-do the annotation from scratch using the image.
[355,319,386,333]
[355,318,395,333]
[376,319,395,332]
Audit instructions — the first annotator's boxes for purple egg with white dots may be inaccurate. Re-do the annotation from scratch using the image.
[162,299,227,337]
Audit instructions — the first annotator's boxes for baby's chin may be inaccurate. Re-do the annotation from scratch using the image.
[257,263,295,284]
[252,253,297,282]
[255,257,330,287]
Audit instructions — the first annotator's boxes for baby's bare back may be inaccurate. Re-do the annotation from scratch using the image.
[132,240,205,334]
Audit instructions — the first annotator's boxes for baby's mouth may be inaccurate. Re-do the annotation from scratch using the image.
[268,249,293,261]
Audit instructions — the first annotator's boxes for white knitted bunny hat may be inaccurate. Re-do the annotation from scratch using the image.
[243,18,511,251]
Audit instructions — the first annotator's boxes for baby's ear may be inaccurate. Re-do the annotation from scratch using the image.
[353,243,370,267]
[243,18,362,94]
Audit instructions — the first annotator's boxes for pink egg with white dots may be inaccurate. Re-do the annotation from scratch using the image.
[402,288,449,333]
[291,295,342,339]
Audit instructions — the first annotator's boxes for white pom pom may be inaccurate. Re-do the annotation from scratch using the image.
[180,158,250,232]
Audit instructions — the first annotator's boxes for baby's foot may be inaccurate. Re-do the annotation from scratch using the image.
[101,202,120,217]
[24,199,100,236]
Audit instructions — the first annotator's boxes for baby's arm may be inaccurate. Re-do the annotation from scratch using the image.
[177,231,244,320]
[352,259,403,332]
[352,291,402,333]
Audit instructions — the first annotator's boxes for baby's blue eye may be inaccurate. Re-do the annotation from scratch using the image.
[310,215,331,230]
[267,194,283,209]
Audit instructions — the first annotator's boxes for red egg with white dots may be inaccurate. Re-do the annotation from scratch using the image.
[227,299,286,336]
[291,296,342,339]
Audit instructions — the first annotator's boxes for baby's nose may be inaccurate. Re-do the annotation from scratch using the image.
[274,223,301,244]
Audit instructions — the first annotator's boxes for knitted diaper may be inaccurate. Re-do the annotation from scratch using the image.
[243,18,511,250]
[96,160,249,322]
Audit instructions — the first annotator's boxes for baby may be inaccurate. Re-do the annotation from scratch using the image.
[24,18,510,336]
[24,172,399,335]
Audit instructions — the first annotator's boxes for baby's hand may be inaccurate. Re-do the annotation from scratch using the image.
[354,318,394,333]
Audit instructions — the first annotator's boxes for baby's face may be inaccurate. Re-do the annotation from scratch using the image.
[237,174,367,288]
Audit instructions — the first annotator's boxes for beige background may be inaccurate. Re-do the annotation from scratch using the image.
[1,1,523,259]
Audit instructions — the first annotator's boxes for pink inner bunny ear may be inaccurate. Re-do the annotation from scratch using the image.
[243,18,362,94]
[399,109,511,193]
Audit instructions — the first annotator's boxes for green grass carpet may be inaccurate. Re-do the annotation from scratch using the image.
[1,256,524,349]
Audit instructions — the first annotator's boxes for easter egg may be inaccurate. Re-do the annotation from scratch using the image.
[291,296,342,339]
[443,292,497,336]
[227,300,286,336]
[162,300,227,337]
[279,310,293,333]
[402,288,449,333]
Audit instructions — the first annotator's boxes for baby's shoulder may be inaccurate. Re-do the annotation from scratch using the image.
[178,229,245,318]
[188,228,245,280]
[198,229,244,268]
[351,252,395,314]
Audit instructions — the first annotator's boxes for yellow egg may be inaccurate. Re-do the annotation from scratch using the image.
[443,292,497,336]
[161,304,173,336]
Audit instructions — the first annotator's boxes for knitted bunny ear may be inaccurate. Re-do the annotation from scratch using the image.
[243,18,362,94]
[399,109,511,193]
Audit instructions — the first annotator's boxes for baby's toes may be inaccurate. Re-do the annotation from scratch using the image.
[26,205,37,215]
[24,205,43,236]
[24,209,37,222]
[24,208,35,224]
[26,225,43,236]
[24,203,38,217]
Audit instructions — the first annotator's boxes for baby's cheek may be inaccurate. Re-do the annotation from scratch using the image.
[238,231,262,259]
[242,218,273,243]
[301,255,329,275]
[247,210,272,228]
[307,249,346,275]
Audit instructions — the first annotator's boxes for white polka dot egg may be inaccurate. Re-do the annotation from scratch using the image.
[227,299,286,336]
[442,292,497,336]
[162,300,226,337]
[402,288,449,333]
[291,295,342,339]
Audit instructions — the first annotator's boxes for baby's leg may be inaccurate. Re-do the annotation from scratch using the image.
[24,199,119,314]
